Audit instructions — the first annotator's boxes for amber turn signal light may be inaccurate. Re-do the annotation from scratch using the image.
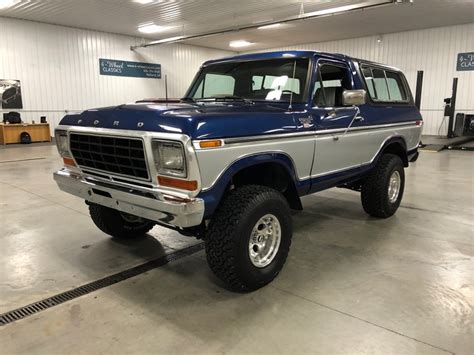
[158,176,198,191]
[199,140,222,149]
[63,157,76,167]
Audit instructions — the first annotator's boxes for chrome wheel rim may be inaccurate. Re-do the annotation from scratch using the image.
[388,170,401,203]
[248,214,281,268]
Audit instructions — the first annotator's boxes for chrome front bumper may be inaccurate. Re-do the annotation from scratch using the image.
[53,169,205,228]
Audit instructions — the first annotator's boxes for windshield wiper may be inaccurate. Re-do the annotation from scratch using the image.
[196,95,254,104]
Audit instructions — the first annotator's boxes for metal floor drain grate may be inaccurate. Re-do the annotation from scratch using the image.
[0,242,204,326]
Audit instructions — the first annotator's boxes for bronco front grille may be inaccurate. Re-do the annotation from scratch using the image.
[69,133,149,180]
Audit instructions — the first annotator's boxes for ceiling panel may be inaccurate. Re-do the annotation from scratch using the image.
[187,0,474,51]
[0,0,472,51]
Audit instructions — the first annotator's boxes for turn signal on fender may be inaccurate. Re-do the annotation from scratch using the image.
[63,157,76,167]
[158,176,198,191]
[199,140,223,149]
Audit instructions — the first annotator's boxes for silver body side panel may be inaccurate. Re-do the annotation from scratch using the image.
[312,124,421,177]
[196,136,315,190]
[195,123,422,191]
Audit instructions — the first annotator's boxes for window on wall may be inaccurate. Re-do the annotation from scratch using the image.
[361,65,409,103]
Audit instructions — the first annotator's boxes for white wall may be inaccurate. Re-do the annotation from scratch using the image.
[0,17,233,134]
[250,23,474,136]
[1,17,472,137]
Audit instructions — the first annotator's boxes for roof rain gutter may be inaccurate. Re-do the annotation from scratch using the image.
[130,0,397,50]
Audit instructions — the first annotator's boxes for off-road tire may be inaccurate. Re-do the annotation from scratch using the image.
[361,154,405,218]
[205,185,292,292]
[89,203,154,239]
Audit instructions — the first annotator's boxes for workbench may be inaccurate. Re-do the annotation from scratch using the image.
[0,123,51,144]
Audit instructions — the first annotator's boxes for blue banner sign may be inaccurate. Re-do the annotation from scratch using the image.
[99,58,161,78]
[456,52,474,71]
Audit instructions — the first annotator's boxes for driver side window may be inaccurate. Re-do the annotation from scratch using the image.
[313,64,352,107]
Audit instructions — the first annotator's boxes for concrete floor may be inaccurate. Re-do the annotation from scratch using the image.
[0,144,472,354]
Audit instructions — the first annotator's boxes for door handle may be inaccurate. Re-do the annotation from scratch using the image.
[354,115,365,122]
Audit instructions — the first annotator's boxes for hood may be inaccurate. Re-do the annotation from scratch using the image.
[59,102,302,139]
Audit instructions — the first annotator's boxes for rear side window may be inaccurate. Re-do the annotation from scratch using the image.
[361,65,409,103]
[385,71,407,101]
[361,67,376,98]
[372,68,390,101]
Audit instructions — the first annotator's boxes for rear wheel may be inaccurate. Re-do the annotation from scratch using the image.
[89,203,154,239]
[205,185,292,292]
[361,154,405,218]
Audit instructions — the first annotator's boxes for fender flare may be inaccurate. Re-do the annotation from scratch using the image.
[377,136,409,167]
[198,152,301,218]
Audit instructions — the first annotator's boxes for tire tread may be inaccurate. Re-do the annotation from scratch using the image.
[205,185,291,292]
[361,153,404,218]
[89,204,154,239]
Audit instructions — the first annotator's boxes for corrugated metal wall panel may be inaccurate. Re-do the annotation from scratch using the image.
[0,17,233,135]
[250,24,473,136]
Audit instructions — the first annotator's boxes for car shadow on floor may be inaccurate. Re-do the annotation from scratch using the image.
[48,190,404,335]
[98,198,388,315]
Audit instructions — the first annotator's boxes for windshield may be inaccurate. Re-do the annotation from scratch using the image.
[187,58,310,103]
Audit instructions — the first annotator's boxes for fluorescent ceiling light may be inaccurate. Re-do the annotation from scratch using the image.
[143,36,185,49]
[154,36,184,43]
[0,0,21,9]
[133,0,154,4]
[138,23,169,34]
[304,4,365,17]
[258,23,282,30]
[229,40,253,48]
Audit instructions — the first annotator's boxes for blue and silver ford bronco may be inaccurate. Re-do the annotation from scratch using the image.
[54,51,423,291]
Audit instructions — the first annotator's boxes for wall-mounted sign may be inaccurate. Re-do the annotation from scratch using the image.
[457,52,474,71]
[0,79,23,109]
[99,58,161,78]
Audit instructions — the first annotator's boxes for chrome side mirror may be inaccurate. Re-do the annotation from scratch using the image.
[343,89,367,106]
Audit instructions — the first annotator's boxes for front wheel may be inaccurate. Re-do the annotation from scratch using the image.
[89,203,155,239]
[205,185,293,292]
[361,154,405,218]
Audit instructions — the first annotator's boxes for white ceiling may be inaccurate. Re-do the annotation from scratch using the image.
[0,0,473,51]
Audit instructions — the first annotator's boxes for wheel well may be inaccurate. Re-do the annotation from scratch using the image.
[382,141,408,167]
[230,162,302,210]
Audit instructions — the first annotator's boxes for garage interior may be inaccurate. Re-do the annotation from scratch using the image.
[0,0,473,354]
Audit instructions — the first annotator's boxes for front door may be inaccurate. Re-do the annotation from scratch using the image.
[309,60,367,181]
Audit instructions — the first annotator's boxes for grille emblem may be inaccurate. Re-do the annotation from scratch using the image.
[113,121,119,126]
[137,122,144,128]
[93,120,99,125]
